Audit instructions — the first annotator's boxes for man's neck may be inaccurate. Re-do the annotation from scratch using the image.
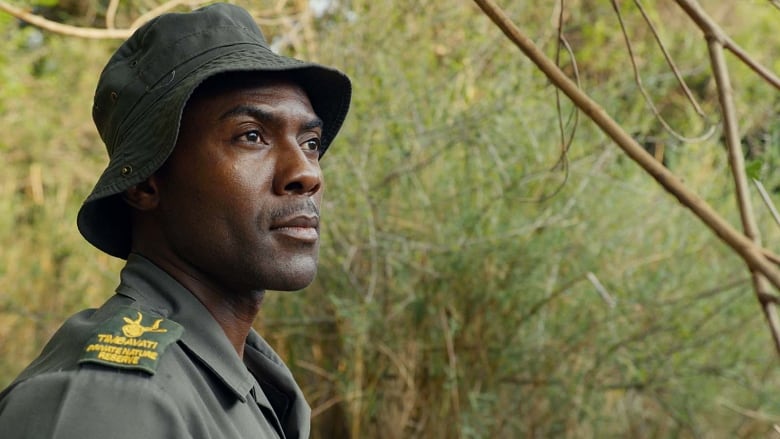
[192,290,264,358]
[139,251,265,358]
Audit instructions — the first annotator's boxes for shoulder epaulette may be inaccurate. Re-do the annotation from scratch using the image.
[78,306,184,375]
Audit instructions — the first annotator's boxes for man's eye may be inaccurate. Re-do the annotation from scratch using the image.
[243,131,262,143]
[304,138,321,151]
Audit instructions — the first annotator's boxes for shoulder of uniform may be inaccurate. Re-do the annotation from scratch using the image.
[77,306,184,375]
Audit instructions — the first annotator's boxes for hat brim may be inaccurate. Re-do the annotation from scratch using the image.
[77,44,351,259]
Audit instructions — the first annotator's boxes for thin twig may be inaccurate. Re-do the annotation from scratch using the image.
[754,179,780,228]
[311,395,343,418]
[674,0,780,91]
[634,0,707,118]
[0,1,132,39]
[554,0,578,172]
[296,359,337,382]
[763,249,780,266]
[0,0,208,39]
[612,0,715,143]
[718,398,780,423]
[586,272,616,308]
[129,0,206,30]
[537,0,576,202]
[106,0,120,29]
[725,39,780,91]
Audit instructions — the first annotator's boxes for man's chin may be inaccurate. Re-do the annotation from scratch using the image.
[264,267,318,291]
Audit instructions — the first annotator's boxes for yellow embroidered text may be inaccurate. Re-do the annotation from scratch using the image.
[85,343,159,365]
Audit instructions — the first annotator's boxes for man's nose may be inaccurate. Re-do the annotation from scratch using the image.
[272,143,322,196]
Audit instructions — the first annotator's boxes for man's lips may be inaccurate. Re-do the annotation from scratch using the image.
[270,215,320,242]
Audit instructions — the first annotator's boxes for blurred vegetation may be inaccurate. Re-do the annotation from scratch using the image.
[1,0,780,437]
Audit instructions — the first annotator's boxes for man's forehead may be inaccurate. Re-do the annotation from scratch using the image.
[190,71,308,105]
[185,79,315,124]
[168,79,320,168]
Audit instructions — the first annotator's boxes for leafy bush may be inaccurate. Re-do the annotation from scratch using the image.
[1,1,779,437]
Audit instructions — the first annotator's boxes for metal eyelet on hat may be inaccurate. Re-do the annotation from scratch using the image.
[110,91,118,102]
[120,165,133,176]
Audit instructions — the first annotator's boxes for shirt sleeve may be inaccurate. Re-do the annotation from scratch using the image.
[0,369,191,439]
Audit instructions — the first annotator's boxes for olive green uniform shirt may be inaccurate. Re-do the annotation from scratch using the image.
[0,254,310,438]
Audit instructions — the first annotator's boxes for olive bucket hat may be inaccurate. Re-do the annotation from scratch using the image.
[77,2,352,259]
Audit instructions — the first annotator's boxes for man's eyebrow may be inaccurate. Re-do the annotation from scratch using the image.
[219,105,276,123]
[302,117,324,131]
[219,105,324,131]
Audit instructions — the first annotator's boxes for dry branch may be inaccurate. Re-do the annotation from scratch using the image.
[706,34,780,353]
[586,272,616,308]
[551,0,578,188]
[755,180,780,228]
[0,1,131,39]
[106,0,119,29]
[128,0,207,30]
[471,0,780,353]
[0,0,207,40]
[612,0,715,143]
[674,0,780,91]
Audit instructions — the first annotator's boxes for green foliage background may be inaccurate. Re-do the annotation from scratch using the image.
[1,0,779,437]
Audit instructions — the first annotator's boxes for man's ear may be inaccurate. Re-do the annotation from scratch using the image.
[124,177,160,211]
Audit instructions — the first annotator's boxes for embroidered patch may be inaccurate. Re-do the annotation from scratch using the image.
[78,307,184,375]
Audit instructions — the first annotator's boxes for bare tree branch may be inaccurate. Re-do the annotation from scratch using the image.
[470,0,780,339]
[612,0,715,143]
[538,0,578,202]
[708,35,780,354]
[754,179,780,228]
[633,0,707,118]
[0,1,132,39]
[128,0,208,30]
[762,249,780,266]
[106,0,119,29]
[0,0,208,40]
[674,0,780,91]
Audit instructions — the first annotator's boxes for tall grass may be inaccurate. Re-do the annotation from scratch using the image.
[1,1,779,437]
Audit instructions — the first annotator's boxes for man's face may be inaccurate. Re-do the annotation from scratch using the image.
[153,78,325,294]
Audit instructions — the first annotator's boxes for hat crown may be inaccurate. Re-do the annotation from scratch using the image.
[92,4,269,154]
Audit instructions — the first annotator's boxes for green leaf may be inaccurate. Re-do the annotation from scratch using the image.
[745,159,763,180]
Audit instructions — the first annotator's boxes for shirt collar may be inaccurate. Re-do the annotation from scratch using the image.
[245,331,311,438]
[115,253,254,402]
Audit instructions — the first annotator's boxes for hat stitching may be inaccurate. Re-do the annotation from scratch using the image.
[136,25,265,87]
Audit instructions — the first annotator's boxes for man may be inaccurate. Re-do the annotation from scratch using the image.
[0,3,350,438]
